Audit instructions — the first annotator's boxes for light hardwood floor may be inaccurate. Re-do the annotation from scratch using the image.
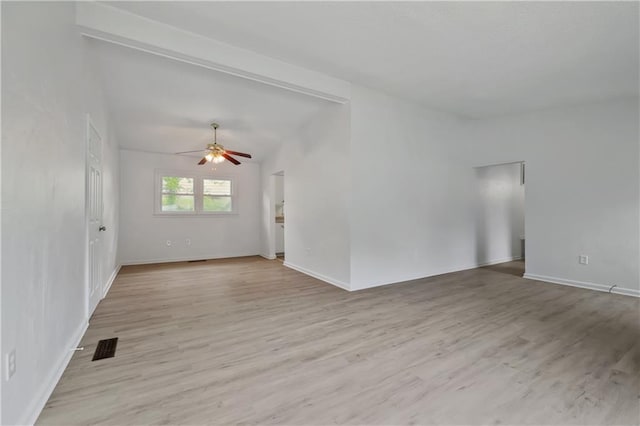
[37,258,639,425]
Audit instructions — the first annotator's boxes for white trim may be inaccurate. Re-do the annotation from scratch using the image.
[611,286,640,297]
[260,254,276,260]
[154,171,197,215]
[476,256,523,267]
[20,320,89,426]
[76,2,350,103]
[154,170,238,216]
[283,261,351,291]
[523,273,640,298]
[473,160,525,169]
[103,264,121,298]
[121,253,261,266]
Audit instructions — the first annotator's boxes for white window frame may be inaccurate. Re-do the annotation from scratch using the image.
[154,169,237,216]
[201,176,235,215]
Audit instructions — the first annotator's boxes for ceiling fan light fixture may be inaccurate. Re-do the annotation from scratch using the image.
[176,122,251,166]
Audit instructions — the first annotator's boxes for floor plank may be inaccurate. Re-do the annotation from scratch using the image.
[37,258,640,425]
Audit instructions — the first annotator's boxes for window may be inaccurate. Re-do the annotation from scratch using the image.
[155,171,236,215]
[203,179,232,212]
[161,176,195,212]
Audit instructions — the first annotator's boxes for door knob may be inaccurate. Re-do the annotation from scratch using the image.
[99,226,106,231]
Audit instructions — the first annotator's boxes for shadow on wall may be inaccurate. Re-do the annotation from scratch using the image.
[474,162,525,268]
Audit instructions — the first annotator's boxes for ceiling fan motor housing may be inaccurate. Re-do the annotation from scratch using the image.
[207,143,224,152]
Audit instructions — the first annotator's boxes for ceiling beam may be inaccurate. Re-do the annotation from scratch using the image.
[76,2,351,104]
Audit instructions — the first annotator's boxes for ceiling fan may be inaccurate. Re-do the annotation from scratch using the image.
[175,122,252,165]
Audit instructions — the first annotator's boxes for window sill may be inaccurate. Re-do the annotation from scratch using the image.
[153,211,239,217]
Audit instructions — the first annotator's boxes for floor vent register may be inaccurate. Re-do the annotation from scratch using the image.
[92,337,118,361]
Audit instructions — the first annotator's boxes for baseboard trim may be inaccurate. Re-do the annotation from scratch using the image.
[21,320,89,426]
[477,256,523,267]
[523,273,640,298]
[260,254,276,260]
[121,253,261,266]
[103,264,121,298]
[283,261,351,291]
[611,286,640,297]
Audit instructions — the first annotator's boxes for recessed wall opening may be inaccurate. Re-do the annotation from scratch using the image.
[274,171,285,262]
[474,161,526,277]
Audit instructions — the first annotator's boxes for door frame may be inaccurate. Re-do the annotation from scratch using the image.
[273,171,285,260]
[472,160,527,275]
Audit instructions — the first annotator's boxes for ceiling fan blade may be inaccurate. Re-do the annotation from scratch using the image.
[175,149,207,154]
[197,157,207,165]
[222,153,241,165]
[225,150,252,159]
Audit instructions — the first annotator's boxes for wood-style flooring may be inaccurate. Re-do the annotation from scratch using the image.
[37,258,640,425]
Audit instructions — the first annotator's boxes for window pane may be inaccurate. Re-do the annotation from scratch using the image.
[162,176,193,194]
[203,179,231,196]
[203,195,232,212]
[162,194,195,211]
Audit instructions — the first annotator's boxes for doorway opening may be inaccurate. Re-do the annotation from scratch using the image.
[274,171,285,262]
[474,161,525,277]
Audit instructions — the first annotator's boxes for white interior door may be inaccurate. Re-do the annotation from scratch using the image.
[87,116,104,317]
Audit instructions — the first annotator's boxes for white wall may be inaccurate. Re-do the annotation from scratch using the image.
[260,103,351,288]
[118,150,261,264]
[466,98,640,296]
[1,3,120,425]
[348,87,638,296]
[0,3,3,421]
[474,163,525,265]
[349,85,474,290]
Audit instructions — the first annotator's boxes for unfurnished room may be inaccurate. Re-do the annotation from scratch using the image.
[1,1,639,425]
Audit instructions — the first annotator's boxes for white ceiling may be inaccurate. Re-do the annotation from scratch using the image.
[106,1,639,118]
[89,40,329,160]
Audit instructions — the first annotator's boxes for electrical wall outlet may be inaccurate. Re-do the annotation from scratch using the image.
[166,240,172,247]
[185,238,191,246]
[6,349,16,380]
[579,255,589,265]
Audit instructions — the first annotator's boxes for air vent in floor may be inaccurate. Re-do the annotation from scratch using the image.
[92,338,118,361]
